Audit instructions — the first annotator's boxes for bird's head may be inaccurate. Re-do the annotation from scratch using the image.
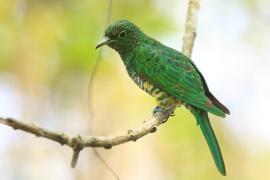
[96,20,143,53]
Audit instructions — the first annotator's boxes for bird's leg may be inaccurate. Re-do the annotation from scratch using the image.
[153,101,177,123]
[152,106,172,122]
[153,106,169,114]
[153,94,178,122]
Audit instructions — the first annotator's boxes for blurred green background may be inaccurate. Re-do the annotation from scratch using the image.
[0,0,270,179]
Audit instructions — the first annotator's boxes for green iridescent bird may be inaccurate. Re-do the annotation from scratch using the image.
[96,20,230,175]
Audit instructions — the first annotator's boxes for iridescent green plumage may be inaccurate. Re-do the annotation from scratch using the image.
[96,20,230,175]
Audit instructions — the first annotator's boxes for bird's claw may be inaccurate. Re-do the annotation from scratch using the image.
[153,106,173,122]
[153,106,166,114]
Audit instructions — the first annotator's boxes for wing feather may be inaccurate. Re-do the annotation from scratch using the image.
[135,44,225,117]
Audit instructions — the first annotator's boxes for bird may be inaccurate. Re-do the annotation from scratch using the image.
[96,19,230,176]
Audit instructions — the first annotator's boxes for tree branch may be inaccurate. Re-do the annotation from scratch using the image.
[182,0,200,57]
[0,0,200,168]
[0,110,172,148]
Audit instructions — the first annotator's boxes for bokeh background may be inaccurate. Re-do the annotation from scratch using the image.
[0,0,270,179]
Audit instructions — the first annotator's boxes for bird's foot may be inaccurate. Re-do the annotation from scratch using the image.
[153,106,174,123]
[153,106,166,114]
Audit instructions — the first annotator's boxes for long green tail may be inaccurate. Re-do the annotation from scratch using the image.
[192,108,226,176]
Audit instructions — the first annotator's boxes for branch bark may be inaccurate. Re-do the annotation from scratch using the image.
[182,0,200,57]
[0,0,200,168]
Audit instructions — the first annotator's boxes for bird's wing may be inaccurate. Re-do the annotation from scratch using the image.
[135,44,225,117]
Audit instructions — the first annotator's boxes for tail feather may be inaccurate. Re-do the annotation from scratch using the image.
[193,109,226,176]
[206,91,230,115]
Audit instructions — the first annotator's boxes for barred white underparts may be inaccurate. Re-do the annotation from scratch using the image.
[128,67,188,110]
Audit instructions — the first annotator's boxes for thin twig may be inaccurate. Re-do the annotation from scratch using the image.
[85,0,119,179]
[93,149,120,180]
[87,0,113,126]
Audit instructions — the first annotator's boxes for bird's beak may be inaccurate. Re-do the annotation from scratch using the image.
[96,37,110,49]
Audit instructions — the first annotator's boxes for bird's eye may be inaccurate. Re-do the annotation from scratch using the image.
[119,31,126,39]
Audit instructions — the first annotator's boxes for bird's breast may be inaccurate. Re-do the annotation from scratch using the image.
[128,67,158,96]
[128,67,180,108]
